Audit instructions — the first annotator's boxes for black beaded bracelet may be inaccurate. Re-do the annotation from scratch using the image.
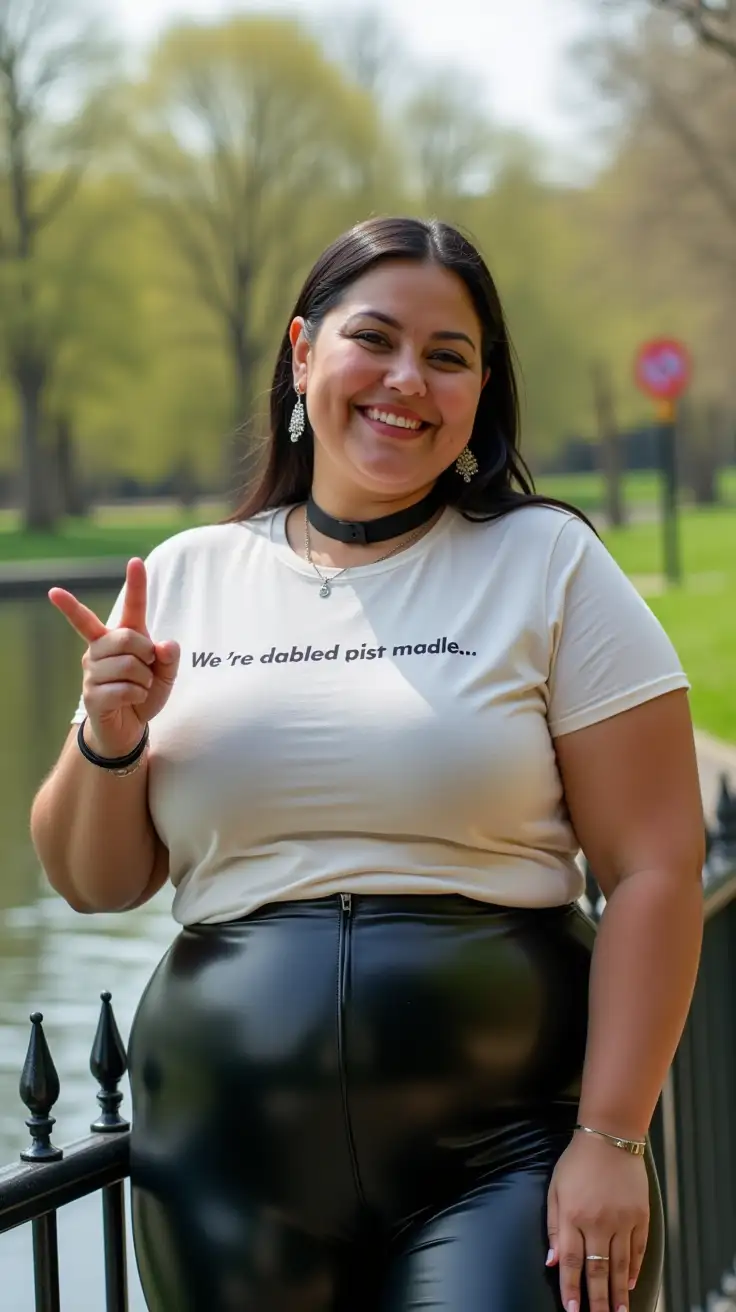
[77,717,150,771]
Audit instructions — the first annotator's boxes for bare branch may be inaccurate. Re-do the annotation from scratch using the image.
[645,77,736,221]
[33,163,83,230]
[653,0,736,59]
[152,193,232,323]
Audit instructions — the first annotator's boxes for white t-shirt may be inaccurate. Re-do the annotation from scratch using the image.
[72,504,689,926]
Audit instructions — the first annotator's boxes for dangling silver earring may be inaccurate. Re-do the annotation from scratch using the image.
[289,385,306,443]
[455,445,478,483]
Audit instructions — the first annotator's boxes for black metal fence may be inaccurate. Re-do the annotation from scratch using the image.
[2,778,736,1312]
[0,992,130,1311]
[585,773,736,1312]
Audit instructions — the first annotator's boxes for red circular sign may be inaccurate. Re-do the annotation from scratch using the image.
[635,338,691,400]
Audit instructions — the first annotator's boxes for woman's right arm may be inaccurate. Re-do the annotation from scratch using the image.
[30,558,180,914]
[30,726,167,913]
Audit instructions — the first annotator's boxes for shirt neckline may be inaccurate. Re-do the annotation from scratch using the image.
[266,502,455,583]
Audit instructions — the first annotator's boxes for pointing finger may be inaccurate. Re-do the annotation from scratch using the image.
[48,588,107,645]
[119,558,149,635]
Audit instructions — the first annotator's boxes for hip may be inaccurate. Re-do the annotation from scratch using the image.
[130,894,594,1108]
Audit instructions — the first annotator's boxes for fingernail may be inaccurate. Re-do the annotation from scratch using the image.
[546,1248,555,1266]
[629,1280,637,1290]
[567,1302,579,1312]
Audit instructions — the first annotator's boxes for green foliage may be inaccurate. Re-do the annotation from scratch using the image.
[131,13,387,462]
[0,8,733,492]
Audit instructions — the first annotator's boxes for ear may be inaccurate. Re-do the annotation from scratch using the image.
[289,317,310,393]
[481,366,491,390]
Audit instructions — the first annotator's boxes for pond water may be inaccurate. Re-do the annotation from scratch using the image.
[0,589,175,1310]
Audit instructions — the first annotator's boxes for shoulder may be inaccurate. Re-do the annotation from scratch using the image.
[144,514,277,576]
[449,503,593,562]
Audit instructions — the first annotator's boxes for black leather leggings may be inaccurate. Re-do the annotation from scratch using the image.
[128,895,664,1311]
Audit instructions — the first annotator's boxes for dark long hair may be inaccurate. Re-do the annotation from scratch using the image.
[228,216,595,532]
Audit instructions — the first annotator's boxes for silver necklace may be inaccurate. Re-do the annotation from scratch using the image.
[303,512,432,598]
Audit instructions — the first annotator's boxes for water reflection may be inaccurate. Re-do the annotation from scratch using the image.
[0,590,176,1310]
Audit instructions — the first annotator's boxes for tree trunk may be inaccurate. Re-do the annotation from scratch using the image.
[680,400,722,505]
[591,360,626,528]
[55,414,88,517]
[17,371,54,531]
[170,454,198,510]
[225,324,257,508]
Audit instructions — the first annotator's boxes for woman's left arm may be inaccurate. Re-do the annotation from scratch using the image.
[548,687,705,1312]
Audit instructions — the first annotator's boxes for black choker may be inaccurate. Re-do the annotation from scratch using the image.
[306,487,443,545]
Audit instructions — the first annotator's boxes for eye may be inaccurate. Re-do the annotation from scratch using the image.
[431,351,468,367]
[353,330,390,347]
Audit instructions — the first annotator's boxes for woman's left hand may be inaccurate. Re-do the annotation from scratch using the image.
[546,1130,650,1312]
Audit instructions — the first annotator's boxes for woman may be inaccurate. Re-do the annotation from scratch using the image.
[31,217,705,1312]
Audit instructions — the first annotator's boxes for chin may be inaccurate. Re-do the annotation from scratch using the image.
[347,450,435,492]
[352,464,435,498]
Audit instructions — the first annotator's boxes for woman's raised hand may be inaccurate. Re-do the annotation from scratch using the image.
[49,558,180,759]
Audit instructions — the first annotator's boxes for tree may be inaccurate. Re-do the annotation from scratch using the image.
[579,10,736,422]
[132,16,385,502]
[0,0,119,528]
[400,72,497,209]
[319,4,404,98]
[464,146,599,461]
[561,9,735,508]
[43,176,144,515]
[650,1,736,60]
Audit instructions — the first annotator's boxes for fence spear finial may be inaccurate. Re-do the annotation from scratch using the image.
[19,1012,63,1162]
[90,991,129,1133]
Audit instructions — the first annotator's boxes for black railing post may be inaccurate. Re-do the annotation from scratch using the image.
[19,1013,63,1312]
[706,774,736,877]
[90,992,130,1312]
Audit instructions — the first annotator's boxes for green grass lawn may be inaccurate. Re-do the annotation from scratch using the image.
[535,466,736,512]
[0,505,214,561]
[0,493,733,741]
[602,509,736,743]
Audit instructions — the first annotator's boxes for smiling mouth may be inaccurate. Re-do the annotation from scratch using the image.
[358,406,430,433]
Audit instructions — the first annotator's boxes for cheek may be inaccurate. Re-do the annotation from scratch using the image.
[313,349,377,410]
[437,377,483,430]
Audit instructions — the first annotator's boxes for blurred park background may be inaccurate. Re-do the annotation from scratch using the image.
[1,0,736,1306]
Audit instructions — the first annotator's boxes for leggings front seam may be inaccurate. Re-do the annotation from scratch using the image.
[336,892,368,1210]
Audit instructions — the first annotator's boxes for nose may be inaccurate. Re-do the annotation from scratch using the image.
[383,347,427,397]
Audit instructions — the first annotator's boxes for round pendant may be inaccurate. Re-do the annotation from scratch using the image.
[319,581,331,598]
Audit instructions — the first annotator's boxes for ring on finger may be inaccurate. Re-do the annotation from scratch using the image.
[585,1255,610,1262]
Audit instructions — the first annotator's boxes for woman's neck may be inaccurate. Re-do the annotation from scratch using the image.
[295,476,440,567]
[286,501,443,569]
[308,480,437,526]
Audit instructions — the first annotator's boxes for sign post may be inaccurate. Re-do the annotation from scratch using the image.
[634,338,692,587]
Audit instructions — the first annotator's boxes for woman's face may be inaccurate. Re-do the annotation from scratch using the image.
[290,260,488,507]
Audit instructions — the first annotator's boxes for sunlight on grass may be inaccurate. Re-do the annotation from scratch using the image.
[536,467,736,512]
[602,510,736,743]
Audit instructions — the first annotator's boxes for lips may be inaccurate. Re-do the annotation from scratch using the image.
[357,405,432,438]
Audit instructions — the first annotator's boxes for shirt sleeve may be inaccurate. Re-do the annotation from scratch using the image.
[545,515,690,738]
[70,547,164,726]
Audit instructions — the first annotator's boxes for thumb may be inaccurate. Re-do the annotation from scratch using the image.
[546,1183,559,1267]
[153,640,181,680]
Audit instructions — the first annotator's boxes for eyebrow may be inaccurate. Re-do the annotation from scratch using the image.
[345,310,477,352]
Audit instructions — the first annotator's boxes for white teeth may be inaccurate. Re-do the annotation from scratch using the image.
[365,408,423,431]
